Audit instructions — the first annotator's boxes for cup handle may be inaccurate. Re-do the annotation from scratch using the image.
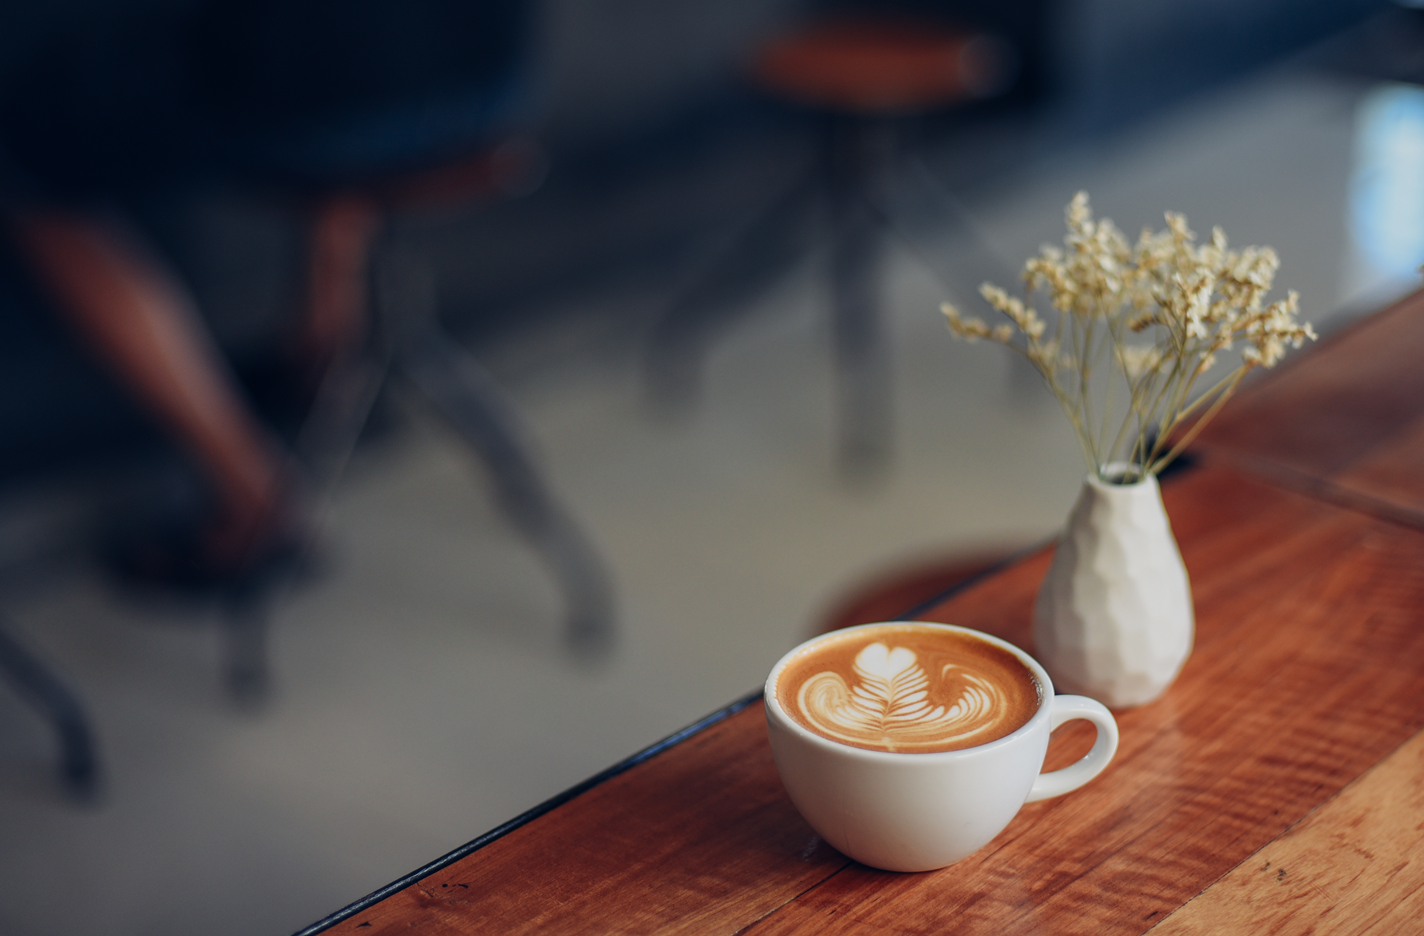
[1024,694,1119,803]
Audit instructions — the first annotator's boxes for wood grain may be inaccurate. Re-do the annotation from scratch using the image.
[1197,288,1424,518]
[744,465,1424,935]
[306,295,1424,936]
[1151,727,1424,936]
[1335,412,1424,512]
[323,464,1424,935]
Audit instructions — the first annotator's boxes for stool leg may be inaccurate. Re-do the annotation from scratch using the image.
[221,584,271,708]
[0,614,99,798]
[829,118,893,482]
[382,252,615,654]
[201,306,393,708]
[875,157,1043,401]
[644,167,823,418]
[399,326,616,653]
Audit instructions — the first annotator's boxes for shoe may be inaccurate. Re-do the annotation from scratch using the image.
[104,484,315,599]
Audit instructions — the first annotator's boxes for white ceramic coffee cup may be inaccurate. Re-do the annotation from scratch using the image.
[764,621,1118,872]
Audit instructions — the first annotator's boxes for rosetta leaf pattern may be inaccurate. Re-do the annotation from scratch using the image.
[796,642,1007,752]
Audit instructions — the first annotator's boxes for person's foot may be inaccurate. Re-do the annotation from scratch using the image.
[106,473,314,596]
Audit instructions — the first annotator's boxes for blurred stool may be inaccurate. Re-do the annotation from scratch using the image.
[287,139,615,671]
[813,546,1020,638]
[646,17,1015,481]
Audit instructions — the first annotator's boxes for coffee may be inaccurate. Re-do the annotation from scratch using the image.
[774,623,1041,753]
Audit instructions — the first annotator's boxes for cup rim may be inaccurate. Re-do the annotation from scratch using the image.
[764,621,1054,761]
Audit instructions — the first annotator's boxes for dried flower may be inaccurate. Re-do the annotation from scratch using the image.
[1119,345,1162,381]
[941,193,1316,480]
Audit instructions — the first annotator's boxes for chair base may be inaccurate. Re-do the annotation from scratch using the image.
[0,614,100,799]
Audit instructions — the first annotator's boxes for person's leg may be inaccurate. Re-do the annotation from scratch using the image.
[10,208,292,572]
[292,194,381,380]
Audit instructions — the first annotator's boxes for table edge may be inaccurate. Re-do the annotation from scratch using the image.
[289,545,1037,936]
[291,459,1217,935]
[290,689,763,936]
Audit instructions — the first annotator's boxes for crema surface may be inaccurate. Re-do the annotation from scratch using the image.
[775,625,1041,753]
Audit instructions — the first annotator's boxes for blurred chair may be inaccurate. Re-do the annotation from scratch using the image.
[645,14,1017,481]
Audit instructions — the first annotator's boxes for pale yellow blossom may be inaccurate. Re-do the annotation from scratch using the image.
[941,303,993,342]
[939,193,1315,479]
[1119,345,1162,381]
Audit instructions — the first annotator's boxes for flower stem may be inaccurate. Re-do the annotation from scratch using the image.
[1147,368,1245,475]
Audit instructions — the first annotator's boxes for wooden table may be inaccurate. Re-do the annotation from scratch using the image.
[297,290,1424,935]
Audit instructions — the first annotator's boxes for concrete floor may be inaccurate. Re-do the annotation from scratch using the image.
[0,62,1417,935]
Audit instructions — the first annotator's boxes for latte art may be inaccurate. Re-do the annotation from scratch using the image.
[798,643,1008,750]
[776,625,1041,753]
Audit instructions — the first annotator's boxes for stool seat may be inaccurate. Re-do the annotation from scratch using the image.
[345,137,547,212]
[752,19,1011,114]
[648,16,1018,478]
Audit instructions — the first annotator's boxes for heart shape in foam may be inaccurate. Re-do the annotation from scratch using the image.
[796,641,1007,753]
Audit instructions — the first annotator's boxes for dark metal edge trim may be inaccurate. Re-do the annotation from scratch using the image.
[292,688,764,935]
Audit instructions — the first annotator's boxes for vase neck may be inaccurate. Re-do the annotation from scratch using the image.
[1092,461,1154,488]
[1084,470,1159,499]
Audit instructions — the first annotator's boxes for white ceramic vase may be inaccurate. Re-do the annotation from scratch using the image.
[1032,468,1193,708]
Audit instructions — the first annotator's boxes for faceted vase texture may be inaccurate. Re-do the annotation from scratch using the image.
[1032,471,1194,709]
